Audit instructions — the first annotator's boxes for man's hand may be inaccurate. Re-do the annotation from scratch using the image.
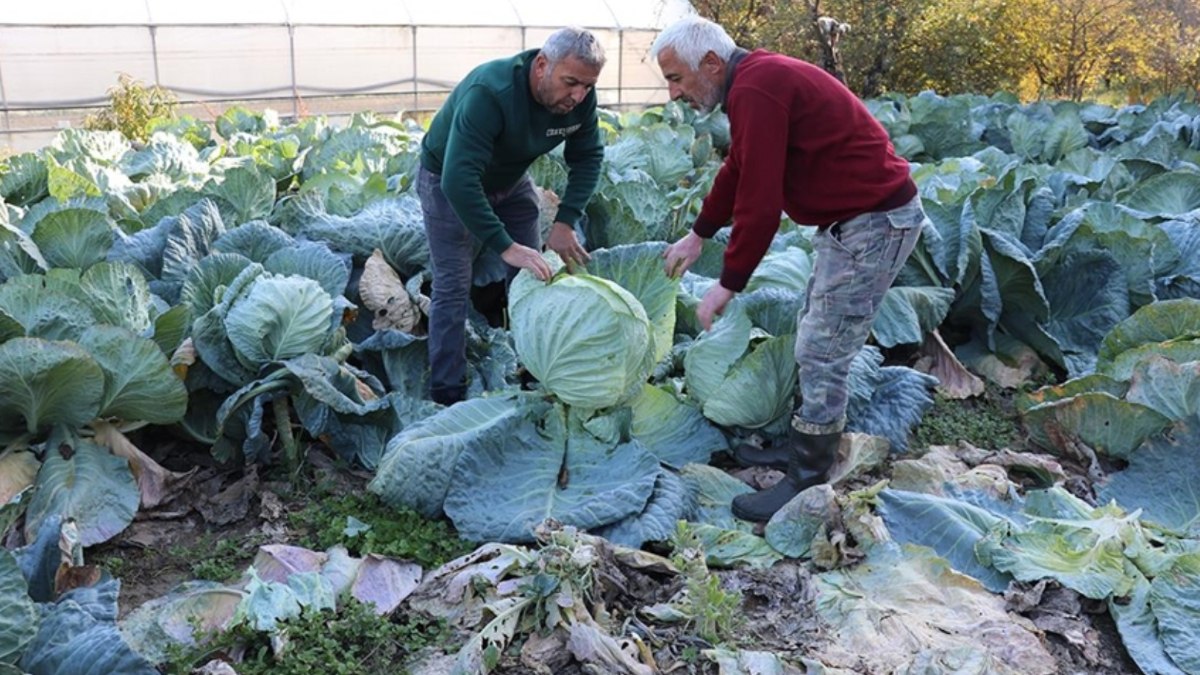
[663,231,704,278]
[545,222,589,272]
[697,283,736,331]
[501,242,553,281]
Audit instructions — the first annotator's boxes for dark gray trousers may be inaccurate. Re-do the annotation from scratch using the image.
[416,165,540,402]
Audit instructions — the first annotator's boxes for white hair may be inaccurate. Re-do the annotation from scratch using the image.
[650,16,737,69]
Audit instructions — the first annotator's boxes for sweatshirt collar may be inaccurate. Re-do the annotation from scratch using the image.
[722,48,750,107]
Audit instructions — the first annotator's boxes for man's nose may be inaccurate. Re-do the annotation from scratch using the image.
[668,83,683,100]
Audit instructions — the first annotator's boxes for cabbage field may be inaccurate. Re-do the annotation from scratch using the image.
[2,93,1200,673]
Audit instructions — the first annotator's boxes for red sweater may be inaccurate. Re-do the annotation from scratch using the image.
[693,50,915,292]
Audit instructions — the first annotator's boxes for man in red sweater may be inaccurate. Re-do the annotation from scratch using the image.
[654,16,927,521]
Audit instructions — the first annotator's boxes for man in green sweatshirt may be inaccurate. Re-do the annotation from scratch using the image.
[418,27,606,406]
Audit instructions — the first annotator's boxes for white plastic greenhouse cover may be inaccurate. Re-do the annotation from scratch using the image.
[1,0,695,150]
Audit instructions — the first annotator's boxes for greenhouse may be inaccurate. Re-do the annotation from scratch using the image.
[0,0,694,151]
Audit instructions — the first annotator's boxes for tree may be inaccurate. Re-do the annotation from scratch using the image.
[1018,0,1144,100]
[888,0,1033,96]
[817,0,928,97]
[689,0,812,56]
[1114,0,1200,98]
[689,0,926,97]
[689,0,1199,101]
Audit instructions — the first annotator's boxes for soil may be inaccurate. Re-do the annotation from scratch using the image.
[78,388,1145,675]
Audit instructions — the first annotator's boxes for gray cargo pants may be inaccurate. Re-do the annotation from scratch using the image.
[417,165,540,403]
[792,195,927,434]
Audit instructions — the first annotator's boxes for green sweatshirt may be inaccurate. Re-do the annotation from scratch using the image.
[420,49,604,254]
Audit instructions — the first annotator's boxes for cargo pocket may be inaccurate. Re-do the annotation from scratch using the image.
[799,291,877,362]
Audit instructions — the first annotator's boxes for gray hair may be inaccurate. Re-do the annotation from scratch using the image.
[541,27,606,69]
[650,16,737,69]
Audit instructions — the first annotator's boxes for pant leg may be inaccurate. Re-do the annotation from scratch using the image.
[490,174,542,283]
[793,195,927,434]
[418,165,478,403]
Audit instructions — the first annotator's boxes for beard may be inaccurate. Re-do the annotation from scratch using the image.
[690,80,721,112]
[536,74,576,115]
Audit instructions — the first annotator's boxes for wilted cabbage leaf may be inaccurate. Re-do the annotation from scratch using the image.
[811,544,1057,674]
[119,581,245,665]
[876,488,1016,592]
[679,464,755,532]
[20,579,158,675]
[1149,553,1200,673]
[980,502,1144,599]
[1110,574,1189,675]
[1021,392,1171,459]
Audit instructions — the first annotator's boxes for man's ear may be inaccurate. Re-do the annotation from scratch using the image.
[700,50,723,74]
[533,53,548,77]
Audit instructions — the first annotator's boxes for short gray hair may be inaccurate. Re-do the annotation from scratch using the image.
[541,27,606,70]
[650,16,737,69]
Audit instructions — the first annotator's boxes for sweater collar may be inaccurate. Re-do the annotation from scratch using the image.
[722,48,750,108]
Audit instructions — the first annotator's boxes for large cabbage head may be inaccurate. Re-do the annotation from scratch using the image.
[510,271,653,410]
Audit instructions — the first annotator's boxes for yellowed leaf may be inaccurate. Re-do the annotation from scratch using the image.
[360,249,423,333]
[0,450,40,504]
[91,420,196,509]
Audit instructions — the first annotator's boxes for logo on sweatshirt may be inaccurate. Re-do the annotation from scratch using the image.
[546,124,581,138]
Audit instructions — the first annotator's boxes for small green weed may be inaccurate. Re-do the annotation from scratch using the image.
[667,522,744,646]
[164,598,450,675]
[289,489,475,569]
[98,554,127,578]
[912,386,1021,451]
[169,533,266,583]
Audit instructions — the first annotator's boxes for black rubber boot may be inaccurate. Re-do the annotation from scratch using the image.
[731,431,840,522]
[732,440,789,470]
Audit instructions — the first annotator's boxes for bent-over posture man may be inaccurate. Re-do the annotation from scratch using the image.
[653,16,926,521]
[418,27,606,406]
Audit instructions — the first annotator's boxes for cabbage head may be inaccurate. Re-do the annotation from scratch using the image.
[225,275,335,365]
[191,264,339,385]
[510,271,653,410]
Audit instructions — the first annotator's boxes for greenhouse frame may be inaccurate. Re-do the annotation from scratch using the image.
[0,0,694,151]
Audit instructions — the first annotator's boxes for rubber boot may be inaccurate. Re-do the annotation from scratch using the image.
[731,430,840,522]
[731,440,789,470]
